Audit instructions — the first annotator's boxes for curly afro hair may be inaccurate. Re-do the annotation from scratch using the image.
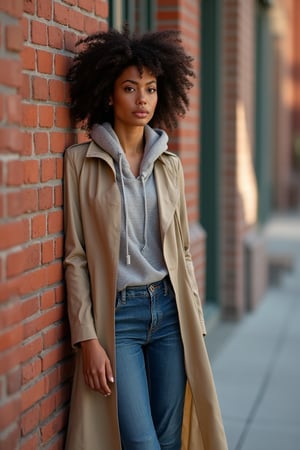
[67,27,195,131]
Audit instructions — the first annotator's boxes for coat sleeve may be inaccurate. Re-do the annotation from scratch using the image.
[63,147,98,347]
[176,158,207,335]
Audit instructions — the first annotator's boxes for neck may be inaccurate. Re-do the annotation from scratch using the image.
[114,125,145,155]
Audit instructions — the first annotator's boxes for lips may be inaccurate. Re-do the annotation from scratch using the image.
[133,110,148,118]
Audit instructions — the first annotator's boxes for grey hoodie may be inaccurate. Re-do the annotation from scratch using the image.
[90,122,169,291]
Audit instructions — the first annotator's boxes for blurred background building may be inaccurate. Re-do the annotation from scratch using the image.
[0,0,299,448]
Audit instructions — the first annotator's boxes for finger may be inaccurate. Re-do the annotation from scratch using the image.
[106,360,115,384]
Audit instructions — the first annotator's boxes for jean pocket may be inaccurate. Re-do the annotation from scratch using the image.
[115,293,126,311]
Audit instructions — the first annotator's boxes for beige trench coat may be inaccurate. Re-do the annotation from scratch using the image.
[63,140,228,450]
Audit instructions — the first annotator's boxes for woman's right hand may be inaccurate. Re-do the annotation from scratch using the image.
[80,339,114,396]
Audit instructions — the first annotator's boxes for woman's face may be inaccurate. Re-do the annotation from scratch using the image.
[110,65,158,130]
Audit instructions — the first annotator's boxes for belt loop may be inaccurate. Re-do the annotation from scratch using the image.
[121,288,126,304]
[163,276,168,296]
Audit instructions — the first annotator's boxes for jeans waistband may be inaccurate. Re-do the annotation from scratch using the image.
[117,276,171,298]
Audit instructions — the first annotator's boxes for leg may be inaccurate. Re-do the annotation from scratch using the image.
[115,290,161,450]
[116,341,161,450]
[146,286,186,450]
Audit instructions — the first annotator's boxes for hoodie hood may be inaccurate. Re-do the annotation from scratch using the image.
[90,122,168,181]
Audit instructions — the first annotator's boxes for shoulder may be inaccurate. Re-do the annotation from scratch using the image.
[158,151,183,175]
[64,141,91,172]
[64,141,90,159]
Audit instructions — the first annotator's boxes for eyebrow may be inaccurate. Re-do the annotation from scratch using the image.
[121,79,157,85]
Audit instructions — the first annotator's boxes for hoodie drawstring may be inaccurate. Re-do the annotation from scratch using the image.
[141,174,148,253]
[118,154,131,265]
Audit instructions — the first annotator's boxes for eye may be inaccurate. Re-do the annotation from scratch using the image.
[148,87,157,94]
[124,86,135,93]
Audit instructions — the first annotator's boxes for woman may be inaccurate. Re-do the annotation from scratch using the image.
[64,28,228,450]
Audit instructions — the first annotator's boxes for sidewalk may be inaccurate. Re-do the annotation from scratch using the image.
[206,214,300,450]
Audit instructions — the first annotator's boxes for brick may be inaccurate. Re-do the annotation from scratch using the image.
[21,404,40,436]
[48,26,63,50]
[23,305,64,340]
[0,95,4,121]
[22,130,33,156]
[22,103,38,128]
[21,296,39,321]
[41,158,56,182]
[38,186,53,210]
[44,367,60,393]
[37,0,52,20]
[31,214,46,239]
[7,244,40,278]
[47,261,63,285]
[0,127,23,153]
[6,189,23,218]
[64,30,78,53]
[22,188,39,214]
[0,398,21,432]
[54,54,71,77]
[84,15,100,34]
[55,105,71,128]
[40,290,55,310]
[0,345,23,375]
[20,432,39,450]
[40,407,68,444]
[0,301,21,328]
[43,322,67,348]
[21,378,44,412]
[31,20,47,45]
[78,0,94,12]
[18,266,47,297]
[23,0,35,15]
[39,104,54,128]
[22,16,29,41]
[21,73,30,100]
[7,367,22,395]
[23,159,40,184]
[7,159,23,186]
[7,94,22,124]
[50,132,66,154]
[34,132,49,154]
[54,3,69,26]
[0,193,4,219]
[21,337,43,365]
[56,158,63,179]
[54,285,64,304]
[55,236,64,258]
[40,392,56,422]
[48,210,63,234]
[68,8,85,32]
[95,1,109,18]
[0,424,20,450]
[0,323,23,352]
[37,49,53,74]
[32,76,48,101]
[49,79,65,102]
[6,23,23,52]
[41,342,69,371]
[42,240,54,264]
[22,358,42,385]
[0,219,29,250]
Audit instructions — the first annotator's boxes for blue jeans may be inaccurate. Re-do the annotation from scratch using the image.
[115,277,186,450]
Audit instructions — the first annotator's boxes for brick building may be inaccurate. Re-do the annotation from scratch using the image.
[0,0,299,448]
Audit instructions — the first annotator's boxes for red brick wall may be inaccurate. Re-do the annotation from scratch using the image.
[0,2,108,449]
[157,0,206,300]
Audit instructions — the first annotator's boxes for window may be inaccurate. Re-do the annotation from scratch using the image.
[109,0,156,32]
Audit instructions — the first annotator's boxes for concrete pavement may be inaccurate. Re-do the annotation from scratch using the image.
[205,214,300,450]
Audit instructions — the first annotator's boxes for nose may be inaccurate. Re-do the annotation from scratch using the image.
[136,90,147,104]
